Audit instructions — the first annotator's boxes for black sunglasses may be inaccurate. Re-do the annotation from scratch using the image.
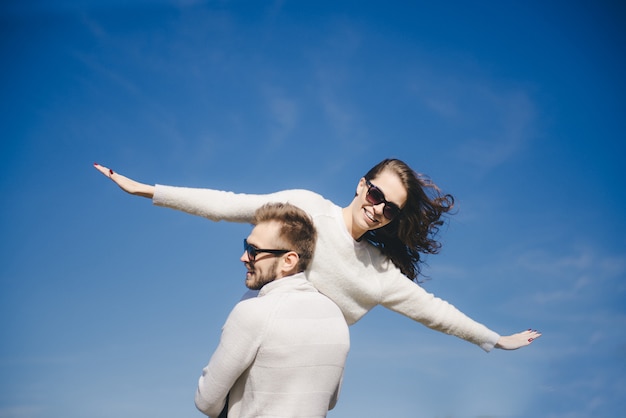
[365,179,401,220]
[243,239,291,262]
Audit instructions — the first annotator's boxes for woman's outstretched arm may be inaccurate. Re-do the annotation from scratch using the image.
[495,329,542,350]
[94,162,311,223]
[94,163,155,198]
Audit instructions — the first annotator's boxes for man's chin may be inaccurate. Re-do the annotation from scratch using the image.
[246,277,264,291]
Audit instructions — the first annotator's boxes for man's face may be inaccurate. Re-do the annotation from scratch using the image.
[241,222,284,290]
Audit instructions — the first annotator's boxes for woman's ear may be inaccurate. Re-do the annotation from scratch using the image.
[356,177,366,196]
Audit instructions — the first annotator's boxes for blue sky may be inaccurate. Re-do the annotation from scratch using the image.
[1,1,625,417]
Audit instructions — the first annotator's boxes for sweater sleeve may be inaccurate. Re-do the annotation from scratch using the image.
[153,185,321,223]
[195,302,262,417]
[378,265,500,352]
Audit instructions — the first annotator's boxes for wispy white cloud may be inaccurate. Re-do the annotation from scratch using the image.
[515,245,626,305]
[455,89,535,170]
[409,73,537,174]
[262,87,299,146]
[314,69,363,144]
[309,23,368,145]
[0,406,43,418]
[538,366,626,418]
[344,327,542,416]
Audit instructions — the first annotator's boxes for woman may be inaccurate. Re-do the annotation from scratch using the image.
[94,159,540,351]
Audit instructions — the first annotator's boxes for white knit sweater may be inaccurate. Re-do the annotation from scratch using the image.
[154,186,500,351]
[195,273,350,418]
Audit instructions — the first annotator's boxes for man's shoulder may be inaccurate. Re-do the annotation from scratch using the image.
[228,296,273,327]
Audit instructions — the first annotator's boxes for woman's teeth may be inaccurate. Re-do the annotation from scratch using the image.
[365,209,377,222]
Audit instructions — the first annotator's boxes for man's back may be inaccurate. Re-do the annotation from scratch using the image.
[195,273,350,418]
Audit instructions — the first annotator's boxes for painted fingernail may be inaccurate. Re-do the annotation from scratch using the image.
[109,169,114,175]
[94,162,99,166]
[528,338,533,342]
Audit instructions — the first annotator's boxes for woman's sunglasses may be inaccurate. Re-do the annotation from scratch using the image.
[365,180,401,220]
[243,239,291,262]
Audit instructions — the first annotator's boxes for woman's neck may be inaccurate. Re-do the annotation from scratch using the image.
[342,205,365,241]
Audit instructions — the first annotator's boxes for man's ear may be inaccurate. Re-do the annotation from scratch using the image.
[280,251,300,276]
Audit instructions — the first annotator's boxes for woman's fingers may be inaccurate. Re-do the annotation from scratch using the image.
[496,329,542,350]
[93,162,155,198]
[94,162,112,177]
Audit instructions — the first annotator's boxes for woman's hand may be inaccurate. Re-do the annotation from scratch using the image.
[94,163,155,198]
[495,329,542,350]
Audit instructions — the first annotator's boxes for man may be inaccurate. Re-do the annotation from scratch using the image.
[195,203,350,418]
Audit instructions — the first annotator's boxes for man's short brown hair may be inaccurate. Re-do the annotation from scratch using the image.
[253,203,317,272]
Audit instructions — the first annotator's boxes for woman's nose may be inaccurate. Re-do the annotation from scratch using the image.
[372,202,385,215]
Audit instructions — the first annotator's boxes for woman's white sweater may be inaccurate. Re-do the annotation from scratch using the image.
[154,186,500,351]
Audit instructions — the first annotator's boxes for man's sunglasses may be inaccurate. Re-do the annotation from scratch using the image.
[243,239,291,262]
[365,179,402,220]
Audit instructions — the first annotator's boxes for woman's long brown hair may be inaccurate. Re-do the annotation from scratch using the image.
[362,159,454,281]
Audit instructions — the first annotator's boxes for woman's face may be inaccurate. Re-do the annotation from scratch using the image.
[352,169,407,235]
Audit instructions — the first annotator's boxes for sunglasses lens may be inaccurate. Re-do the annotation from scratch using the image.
[366,186,384,205]
[244,240,257,260]
[383,205,399,220]
[366,182,400,220]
